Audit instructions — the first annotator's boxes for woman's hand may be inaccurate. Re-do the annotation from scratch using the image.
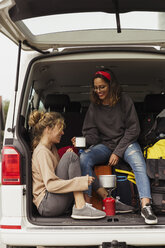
[66,148,74,152]
[108,153,119,166]
[87,175,95,186]
[71,137,76,147]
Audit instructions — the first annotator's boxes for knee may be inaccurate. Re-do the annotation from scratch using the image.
[62,151,79,162]
[80,151,90,164]
[80,152,94,171]
[129,158,146,174]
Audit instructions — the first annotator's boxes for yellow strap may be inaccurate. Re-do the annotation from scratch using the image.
[115,169,134,177]
[115,168,136,184]
[127,175,136,184]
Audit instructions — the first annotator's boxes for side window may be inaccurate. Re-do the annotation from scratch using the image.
[28,88,45,112]
[25,88,40,129]
[38,100,45,111]
[25,86,46,128]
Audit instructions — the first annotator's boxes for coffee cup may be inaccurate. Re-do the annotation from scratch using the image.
[75,137,86,148]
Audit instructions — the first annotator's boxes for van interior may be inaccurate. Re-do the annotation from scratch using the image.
[17,47,165,226]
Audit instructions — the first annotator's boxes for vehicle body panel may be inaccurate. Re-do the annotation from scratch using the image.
[1,1,165,247]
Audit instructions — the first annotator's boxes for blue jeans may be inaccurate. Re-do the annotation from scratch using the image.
[80,142,151,199]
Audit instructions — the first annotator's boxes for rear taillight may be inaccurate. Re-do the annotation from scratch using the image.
[2,146,21,185]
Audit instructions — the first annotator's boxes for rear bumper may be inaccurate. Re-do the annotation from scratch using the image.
[1,225,165,247]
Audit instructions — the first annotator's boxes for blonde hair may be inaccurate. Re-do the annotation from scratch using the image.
[28,110,65,150]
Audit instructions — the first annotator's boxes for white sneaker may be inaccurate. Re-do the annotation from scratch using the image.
[141,204,158,225]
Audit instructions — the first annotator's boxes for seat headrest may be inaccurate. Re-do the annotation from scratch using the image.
[44,94,70,112]
[144,94,165,113]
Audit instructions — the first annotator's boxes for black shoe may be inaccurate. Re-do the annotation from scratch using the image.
[141,204,158,224]
[115,199,135,213]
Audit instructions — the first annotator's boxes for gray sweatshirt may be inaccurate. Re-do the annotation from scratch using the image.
[82,92,140,158]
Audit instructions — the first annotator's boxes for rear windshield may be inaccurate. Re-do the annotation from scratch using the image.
[22,11,163,35]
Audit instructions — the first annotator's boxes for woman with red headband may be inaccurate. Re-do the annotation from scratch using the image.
[79,69,157,225]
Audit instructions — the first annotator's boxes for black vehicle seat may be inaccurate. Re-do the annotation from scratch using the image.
[44,94,85,148]
[66,101,81,112]
[61,102,86,148]
[139,93,165,146]
[134,102,144,114]
[134,101,145,130]
[143,94,165,114]
[44,94,70,112]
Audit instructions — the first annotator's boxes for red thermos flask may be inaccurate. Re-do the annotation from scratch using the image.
[103,197,115,216]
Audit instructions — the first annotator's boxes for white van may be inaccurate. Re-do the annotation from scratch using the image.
[1,0,165,247]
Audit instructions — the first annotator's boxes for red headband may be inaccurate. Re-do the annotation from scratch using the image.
[95,71,111,81]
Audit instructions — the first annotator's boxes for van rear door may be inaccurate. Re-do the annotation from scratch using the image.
[1,0,165,50]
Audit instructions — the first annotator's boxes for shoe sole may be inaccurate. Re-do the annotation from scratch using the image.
[116,210,134,213]
[71,214,106,220]
[141,213,158,225]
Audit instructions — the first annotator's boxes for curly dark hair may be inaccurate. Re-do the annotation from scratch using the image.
[91,69,122,106]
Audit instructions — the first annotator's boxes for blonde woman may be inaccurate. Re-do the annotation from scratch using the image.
[29,110,105,219]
